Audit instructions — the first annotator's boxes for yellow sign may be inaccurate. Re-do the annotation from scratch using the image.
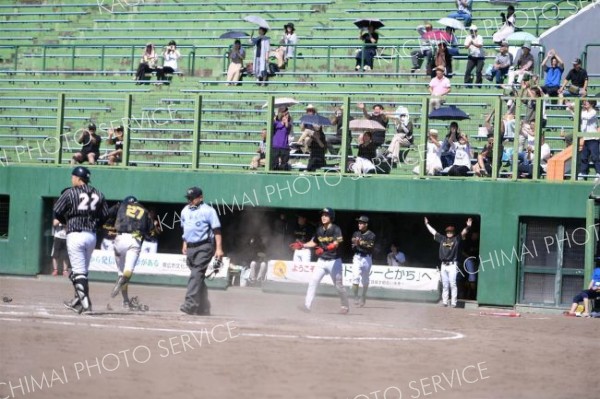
[273,261,287,278]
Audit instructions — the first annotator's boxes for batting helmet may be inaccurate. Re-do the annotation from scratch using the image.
[185,186,203,200]
[71,166,91,183]
[123,196,138,204]
[320,207,335,220]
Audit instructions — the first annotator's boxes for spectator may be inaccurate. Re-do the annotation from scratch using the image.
[486,41,513,87]
[273,23,297,69]
[386,106,414,164]
[355,25,379,71]
[508,42,535,88]
[410,23,434,74]
[517,131,551,178]
[414,128,443,176]
[429,66,452,110]
[357,102,388,147]
[227,40,246,85]
[305,126,327,172]
[447,133,472,176]
[387,243,406,266]
[559,58,589,103]
[327,107,353,155]
[351,131,377,174]
[250,128,267,170]
[271,106,292,170]
[541,49,564,97]
[250,27,270,86]
[565,268,600,317]
[429,42,453,78]
[473,133,503,177]
[103,125,124,166]
[51,217,69,276]
[492,5,516,44]
[463,25,485,88]
[577,100,599,180]
[448,0,473,27]
[440,122,461,167]
[156,40,180,85]
[72,123,101,165]
[296,105,325,154]
[134,43,157,84]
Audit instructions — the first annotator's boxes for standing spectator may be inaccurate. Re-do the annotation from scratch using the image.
[250,27,270,86]
[386,106,414,164]
[298,208,350,314]
[180,186,224,316]
[305,126,327,172]
[141,208,162,253]
[226,39,246,85]
[351,216,376,307]
[486,41,513,87]
[289,214,315,264]
[559,58,589,103]
[271,106,292,171]
[156,40,180,85]
[508,42,535,88]
[492,5,516,44]
[250,128,267,170]
[327,107,353,155]
[424,217,472,308]
[103,125,124,166]
[541,49,564,97]
[134,43,157,84]
[429,66,452,110]
[410,23,434,74]
[273,23,297,69]
[577,100,599,180]
[71,123,101,165]
[473,133,503,177]
[448,0,473,27]
[51,217,69,277]
[463,25,485,88]
[355,25,379,71]
[351,131,377,174]
[447,133,472,176]
[55,167,109,314]
[414,128,443,176]
[357,102,388,147]
[387,243,406,266]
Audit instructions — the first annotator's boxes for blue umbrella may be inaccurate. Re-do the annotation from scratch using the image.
[428,105,470,120]
[219,31,249,39]
[300,114,332,127]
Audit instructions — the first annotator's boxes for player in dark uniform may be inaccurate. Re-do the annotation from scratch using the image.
[299,208,350,314]
[110,196,153,306]
[72,123,102,165]
[53,166,109,314]
[289,213,316,264]
[100,202,120,251]
[351,215,376,307]
[424,217,472,308]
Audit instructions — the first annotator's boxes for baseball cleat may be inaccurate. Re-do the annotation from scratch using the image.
[64,300,82,313]
[339,306,349,315]
[110,276,128,298]
[122,300,131,310]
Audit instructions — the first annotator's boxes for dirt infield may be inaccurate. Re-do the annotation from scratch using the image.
[0,276,595,399]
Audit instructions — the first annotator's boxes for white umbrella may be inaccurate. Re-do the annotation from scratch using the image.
[243,15,270,30]
[506,31,538,45]
[262,97,299,109]
[349,119,386,131]
[437,17,465,31]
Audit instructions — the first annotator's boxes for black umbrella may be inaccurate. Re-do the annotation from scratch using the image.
[219,31,250,39]
[428,105,470,121]
[354,18,384,30]
[300,114,332,127]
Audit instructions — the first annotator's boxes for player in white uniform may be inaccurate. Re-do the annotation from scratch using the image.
[351,216,376,307]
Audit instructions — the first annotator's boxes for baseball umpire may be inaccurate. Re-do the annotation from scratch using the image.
[299,208,349,314]
[351,215,376,307]
[424,217,472,308]
[180,186,224,316]
[110,196,153,308]
[53,166,108,314]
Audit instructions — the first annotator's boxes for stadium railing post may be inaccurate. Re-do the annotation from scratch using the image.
[54,93,65,165]
[340,96,351,174]
[492,96,502,180]
[192,95,202,169]
[122,94,132,167]
[265,96,275,172]
[569,99,582,182]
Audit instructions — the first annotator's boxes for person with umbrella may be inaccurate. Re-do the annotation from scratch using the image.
[355,23,379,71]
[350,131,377,175]
[227,39,246,85]
[294,104,327,154]
[357,102,388,147]
[428,66,452,110]
[249,26,270,86]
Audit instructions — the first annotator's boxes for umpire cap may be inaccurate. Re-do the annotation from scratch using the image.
[123,196,138,204]
[320,207,335,220]
[185,186,203,200]
[72,166,91,183]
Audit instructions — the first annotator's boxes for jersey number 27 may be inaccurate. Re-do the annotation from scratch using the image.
[77,193,100,211]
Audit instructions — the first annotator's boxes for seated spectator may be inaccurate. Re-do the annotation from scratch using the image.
[492,5,516,44]
[520,83,546,127]
[250,27,270,86]
[429,66,452,110]
[413,128,443,176]
[428,42,454,78]
[386,106,414,164]
[565,268,600,317]
[350,131,377,174]
[440,122,460,167]
[306,126,327,172]
[355,25,379,71]
[447,133,472,176]
[463,25,485,88]
[134,43,157,84]
[271,106,292,170]
[473,133,503,177]
[486,41,512,87]
[507,42,535,88]
[448,0,473,27]
[156,40,180,85]
[227,39,246,85]
[104,125,124,166]
[327,107,353,155]
[272,23,297,69]
[387,243,406,266]
[357,102,388,147]
[72,123,101,165]
[296,104,323,153]
[517,131,551,178]
[250,128,267,170]
[559,58,589,104]
[577,100,599,180]
[541,49,564,97]
[410,23,434,74]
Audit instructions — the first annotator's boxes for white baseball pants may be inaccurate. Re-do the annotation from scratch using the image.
[67,232,96,274]
[113,233,142,276]
[293,248,311,264]
[352,254,372,286]
[441,261,458,306]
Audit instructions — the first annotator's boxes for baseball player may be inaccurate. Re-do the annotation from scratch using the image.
[351,215,376,307]
[140,208,162,253]
[298,208,349,314]
[110,196,153,308]
[180,186,224,316]
[424,217,472,308]
[53,166,109,314]
[288,213,315,264]
[100,202,119,251]
[51,216,69,277]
